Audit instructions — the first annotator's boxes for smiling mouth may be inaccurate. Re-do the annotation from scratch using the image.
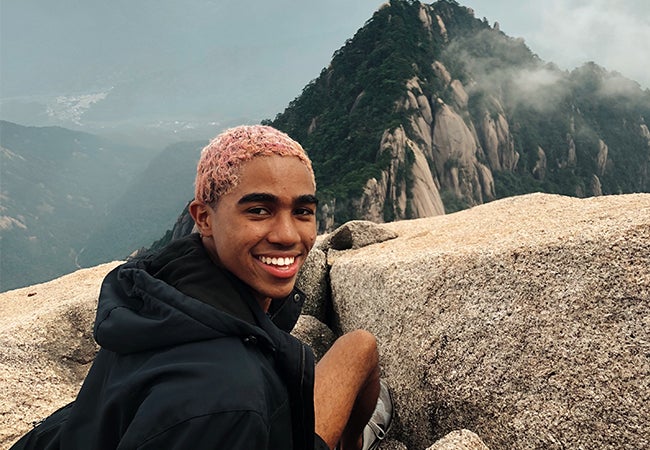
[258,255,296,267]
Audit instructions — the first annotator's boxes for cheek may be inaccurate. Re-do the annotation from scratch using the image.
[218,224,266,250]
[303,228,317,249]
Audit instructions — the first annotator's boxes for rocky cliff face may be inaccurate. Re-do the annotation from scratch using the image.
[358,125,445,222]
[336,56,515,220]
[2,193,648,450]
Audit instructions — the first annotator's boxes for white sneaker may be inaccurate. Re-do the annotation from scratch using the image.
[361,379,394,450]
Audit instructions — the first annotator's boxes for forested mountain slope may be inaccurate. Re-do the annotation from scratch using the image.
[0,121,157,291]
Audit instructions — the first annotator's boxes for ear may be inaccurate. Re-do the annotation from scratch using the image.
[189,200,214,237]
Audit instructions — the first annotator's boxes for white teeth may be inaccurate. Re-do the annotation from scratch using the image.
[260,256,294,266]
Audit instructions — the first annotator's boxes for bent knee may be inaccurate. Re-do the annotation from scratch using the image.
[342,329,378,357]
[346,329,376,346]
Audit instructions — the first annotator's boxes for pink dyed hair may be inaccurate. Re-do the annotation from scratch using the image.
[194,125,315,205]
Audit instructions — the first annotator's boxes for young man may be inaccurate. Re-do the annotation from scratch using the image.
[12,125,392,450]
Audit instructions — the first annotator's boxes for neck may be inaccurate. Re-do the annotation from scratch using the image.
[259,297,272,313]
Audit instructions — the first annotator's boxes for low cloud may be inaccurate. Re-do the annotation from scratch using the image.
[443,30,571,113]
[509,67,570,112]
[597,72,645,98]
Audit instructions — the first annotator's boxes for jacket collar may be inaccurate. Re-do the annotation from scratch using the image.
[142,233,305,332]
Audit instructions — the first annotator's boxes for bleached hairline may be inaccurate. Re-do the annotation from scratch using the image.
[193,125,315,206]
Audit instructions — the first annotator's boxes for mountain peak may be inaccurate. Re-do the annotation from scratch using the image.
[268,0,650,231]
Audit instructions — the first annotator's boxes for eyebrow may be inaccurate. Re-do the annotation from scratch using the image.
[238,193,319,206]
[297,194,319,205]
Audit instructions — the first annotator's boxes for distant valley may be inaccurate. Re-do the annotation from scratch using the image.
[0,121,202,291]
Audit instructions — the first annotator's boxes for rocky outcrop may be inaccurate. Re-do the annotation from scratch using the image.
[431,102,475,170]
[330,193,650,449]
[320,220,398,252]
[532,146,547,180]
[641,123,650,143]
[435,14,448,42]
[449,80,468,110]
[477,102,518,172]
[432,61,452,86]
[2,193,648,450]
[591,174,603,196]
[358,68,513,222]
[596,139,609,176]
[357,125,445,222]
[431,101,494,205]
[391,71,502,213]
[418,3,433,32]
[0,261,122,447]
[564,134,578,168]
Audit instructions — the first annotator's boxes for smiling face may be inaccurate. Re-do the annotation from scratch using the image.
[190,155,317,309]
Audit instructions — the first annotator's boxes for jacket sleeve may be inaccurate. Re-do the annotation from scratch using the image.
[134,410,269,450]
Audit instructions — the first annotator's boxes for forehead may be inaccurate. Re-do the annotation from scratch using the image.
[232,155,316,196]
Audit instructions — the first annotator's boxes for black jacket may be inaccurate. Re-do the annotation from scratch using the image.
[12,234,316,449]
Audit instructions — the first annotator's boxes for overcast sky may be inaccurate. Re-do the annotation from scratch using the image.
[1,0,648,128]
[464,0,650,89]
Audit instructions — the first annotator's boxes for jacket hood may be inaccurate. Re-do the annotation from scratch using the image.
[94,235,277,354]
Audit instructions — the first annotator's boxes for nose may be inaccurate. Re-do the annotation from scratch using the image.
[268,212,300,246]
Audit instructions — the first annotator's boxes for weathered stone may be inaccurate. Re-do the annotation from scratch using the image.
[426,429,489,450]
[450,80,468,110]
[330,193,650,450]
[0,261,122,447]
[319,200,337,233]
[369,73,526,219]
[321,220,398,251]
[640,123,650,142]
[436,14,448,41]
[432,102,477,170]
[291,315,336,362]
[418,4,433,32]
[431,102,489,206]
[295,246,330,323]
[591,174,603,196]
[479,108,517,172]
[566,134,577,167]
[381,438,409,450]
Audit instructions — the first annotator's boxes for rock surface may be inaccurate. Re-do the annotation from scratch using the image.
[295,246,330,322]
[1,193,648,450]
[0,261,122,447]
[321,220,399,251]
[331,193,649,449]
[291,315,336,362]
[426,430,489,450]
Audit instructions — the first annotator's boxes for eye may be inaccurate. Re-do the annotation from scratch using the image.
[294,207,315,217]
[247,207,271,216]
